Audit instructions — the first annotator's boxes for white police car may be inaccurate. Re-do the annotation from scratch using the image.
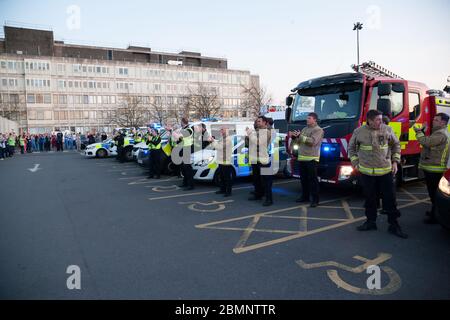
[84,139,117,158]
[191,134,288,185]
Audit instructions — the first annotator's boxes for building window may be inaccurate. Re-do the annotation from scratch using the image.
[408,92,421,121]
[27,94,35,104]
[44,94,51,104]
[107,50,113,61]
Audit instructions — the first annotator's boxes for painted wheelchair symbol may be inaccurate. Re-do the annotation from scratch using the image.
[179,200,234,213]
[151,185,180,192]
[296,253,401,295]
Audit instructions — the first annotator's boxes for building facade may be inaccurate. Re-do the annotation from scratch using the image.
[0,25,259,134]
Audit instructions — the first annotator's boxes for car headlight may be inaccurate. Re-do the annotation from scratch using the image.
[338,165,354,181]
[195,156,215,167]
[438,176,450,196]
[86,145,95,150]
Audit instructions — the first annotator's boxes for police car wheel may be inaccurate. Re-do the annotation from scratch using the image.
[96,149,107,158]
[124,148,133,161]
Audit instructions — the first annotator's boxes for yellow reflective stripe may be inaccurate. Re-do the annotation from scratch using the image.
[237,154,250,167]
[359,165,392,175]
[380,144,388,150]
[400,142,407,150]
[441,138,450,167]
[350,156,359,162]
[359,145,373,151]
[299,155,320,162]
[162,143,172,156]
[389,122,401,139]
[419,163,446,173]
[207,162,218,170]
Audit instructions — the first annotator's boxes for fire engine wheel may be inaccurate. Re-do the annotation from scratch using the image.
[96,149,107,158]
[213,168,236,187]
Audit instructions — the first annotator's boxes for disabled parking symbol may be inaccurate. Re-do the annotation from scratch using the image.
[179,200,234,213]
[296,253,401,295]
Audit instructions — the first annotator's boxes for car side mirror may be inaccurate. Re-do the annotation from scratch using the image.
[286,96,293,107]
[285,107,292,122]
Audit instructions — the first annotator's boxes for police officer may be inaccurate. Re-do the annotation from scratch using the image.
[177,118,195,191]
[247,116,275,207]
[349,109,408,239]
[147,128,162,179]
[115,131,125,163]
[414,113,450,224]
[290,112,324,208]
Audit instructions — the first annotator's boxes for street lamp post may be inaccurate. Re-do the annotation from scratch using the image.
[353,22,363,71]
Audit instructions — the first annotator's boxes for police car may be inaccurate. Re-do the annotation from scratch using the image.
[84,139,117,158]
[191,134,288,185]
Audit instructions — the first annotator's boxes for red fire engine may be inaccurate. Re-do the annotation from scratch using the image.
[284,61,450,185]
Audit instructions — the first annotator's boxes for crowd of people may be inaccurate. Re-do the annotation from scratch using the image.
[0,130,108,159]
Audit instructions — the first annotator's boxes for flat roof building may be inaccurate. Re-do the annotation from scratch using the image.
[0,24,259,134]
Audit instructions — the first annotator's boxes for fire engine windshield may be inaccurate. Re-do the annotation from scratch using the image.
[292,83,362,122]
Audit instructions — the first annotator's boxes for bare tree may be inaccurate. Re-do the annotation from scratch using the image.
[186,83,222,120]
[148,96,169,125]
[0,93,21,121]
[109,95,148,128]
[240,84,273,118]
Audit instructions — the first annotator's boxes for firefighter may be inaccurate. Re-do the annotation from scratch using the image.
[348,109,408,239]
[209,127,234,197]
[147,128,162,179]
[290,112,324,208]
[414,113,450,224]
[247,116,275,207]
[177,118,195,191]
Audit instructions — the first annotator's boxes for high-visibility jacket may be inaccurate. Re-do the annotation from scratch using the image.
[147,135,162,150]
[416,124,450,173]
[348,124,401,176]
[292,124,324,162]
[7,137,15,146]
[180,127,194,147]
[19,137,25,146]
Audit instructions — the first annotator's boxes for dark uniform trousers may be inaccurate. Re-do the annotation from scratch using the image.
[180,146,194,188]
[362,172,400,224]
[149,149,162,178]
[252,163,273,202]
[424,171,443,217]
[299,160,320,203]
[218,164,233,195]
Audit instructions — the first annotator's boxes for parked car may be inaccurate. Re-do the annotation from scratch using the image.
[436,168,450,230]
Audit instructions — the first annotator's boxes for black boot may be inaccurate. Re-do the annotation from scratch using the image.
[423,216,438,225]
[388,223,408,239]
[216,190,225,195]
[296,197,309,203]
[357,221,378,231]
[263,199,273,207]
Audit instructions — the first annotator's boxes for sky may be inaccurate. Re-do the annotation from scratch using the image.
[0,0,449,104]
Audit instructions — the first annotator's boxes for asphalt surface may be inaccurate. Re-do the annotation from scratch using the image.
[1,151,449,300]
